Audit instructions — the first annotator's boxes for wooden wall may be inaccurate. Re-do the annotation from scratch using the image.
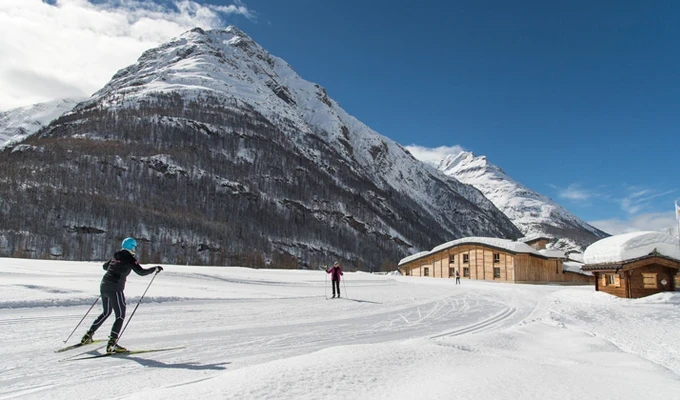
[401,243,594,285]
[628,265,676,298]
[406,256,435,278]
[588,256,680,298]
[442,245,516,282]
[515,254,593,284]
[595,271,628,298]
[526,239,549,250]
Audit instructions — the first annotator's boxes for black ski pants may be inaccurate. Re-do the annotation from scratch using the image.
[89,288,126,339]
[332,280,340,297]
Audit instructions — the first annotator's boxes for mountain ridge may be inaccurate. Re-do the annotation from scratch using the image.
[0,26,520,268]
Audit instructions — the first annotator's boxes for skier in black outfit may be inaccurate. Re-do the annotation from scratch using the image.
[80,237,162,353]
[326,261,344,298]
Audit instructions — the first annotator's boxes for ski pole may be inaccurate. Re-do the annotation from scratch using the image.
[114,269,160,345]
[63,296,100,343]
[342,276,349,300]
[324,265,329,299]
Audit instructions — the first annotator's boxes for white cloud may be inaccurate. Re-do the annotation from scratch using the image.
[555,183,595,201]
[0,0,254,111]
[404,144,464,167]
[620,187,676,215]
[589,212,678,236]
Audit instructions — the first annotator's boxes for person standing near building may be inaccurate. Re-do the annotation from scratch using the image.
[80,237,162,353]
[326,261,344,298]
[455,270,461,285]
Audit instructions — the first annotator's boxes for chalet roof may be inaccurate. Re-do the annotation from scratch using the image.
[517,234,552,243]
[563,261,593,276]
[539,249,566,259]
[565,252,584,263]
[400,251,429,266]
[399,237,545,266]
[581,253,680,271]
[583,231,680,265]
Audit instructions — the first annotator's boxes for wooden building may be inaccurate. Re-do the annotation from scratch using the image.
[582,231,680,299]
[398,237,594,284]
[518,235,551,250]
[582,253,679,298]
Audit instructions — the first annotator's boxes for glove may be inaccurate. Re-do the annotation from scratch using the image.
[155,266,164,273]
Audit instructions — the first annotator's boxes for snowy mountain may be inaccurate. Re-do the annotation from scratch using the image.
[0,27,521,268]
[437,151,609,252]
[0,98,82,149]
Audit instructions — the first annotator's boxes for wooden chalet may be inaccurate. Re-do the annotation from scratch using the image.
[398,237,593,284]
[518,235,551,250]
[582,232,680,298]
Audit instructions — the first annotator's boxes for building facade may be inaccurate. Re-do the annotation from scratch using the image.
[399,237,594,284]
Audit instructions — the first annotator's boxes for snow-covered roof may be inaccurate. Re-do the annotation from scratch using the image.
[566,252,584,263]
[432,237,541,254]
[399,237,549,266]
[398,251,430,266]
[517,234,552,243]
[562,261,593,276]
[539,249,566,258]
[583,231,680,265]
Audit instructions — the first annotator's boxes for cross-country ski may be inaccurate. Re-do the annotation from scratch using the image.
[67,346,186,361]
[54,339,105,353]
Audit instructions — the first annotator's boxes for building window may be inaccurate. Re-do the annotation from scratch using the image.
[449,254,455,264]
[642,273,658,289]
[449,267,455,277]
[463,267,470,277]
[463,254,469,264]
[493,253,500,263]
[606,274,615,285]
[493,267,501,278]
[424,267,429,277]
[604,273,620,287]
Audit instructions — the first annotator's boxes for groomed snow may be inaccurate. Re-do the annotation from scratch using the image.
[1,257,680,400]
[584,231,680,265]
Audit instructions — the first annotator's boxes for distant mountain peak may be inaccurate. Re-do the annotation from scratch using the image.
[437,151,608,252]
[439,151,485,171]
[0,98,82,149]
[223,25,249,37]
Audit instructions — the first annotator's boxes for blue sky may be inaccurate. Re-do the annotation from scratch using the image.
[236,0,679,234]
[2,0,678,234]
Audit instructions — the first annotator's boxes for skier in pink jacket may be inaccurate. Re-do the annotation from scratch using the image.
[326,261,344,298]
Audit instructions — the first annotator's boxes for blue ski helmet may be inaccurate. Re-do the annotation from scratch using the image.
[121,237,137,254]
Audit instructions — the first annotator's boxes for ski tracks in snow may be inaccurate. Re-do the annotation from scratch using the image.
[429,307,517,339]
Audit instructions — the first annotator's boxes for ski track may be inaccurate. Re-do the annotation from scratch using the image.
[0,273,557,400]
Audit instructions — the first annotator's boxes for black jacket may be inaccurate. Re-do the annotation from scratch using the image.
[101,250,155,292]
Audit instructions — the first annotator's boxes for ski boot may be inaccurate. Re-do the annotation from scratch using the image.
[107,337,128,353]
[80,330,94,345]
